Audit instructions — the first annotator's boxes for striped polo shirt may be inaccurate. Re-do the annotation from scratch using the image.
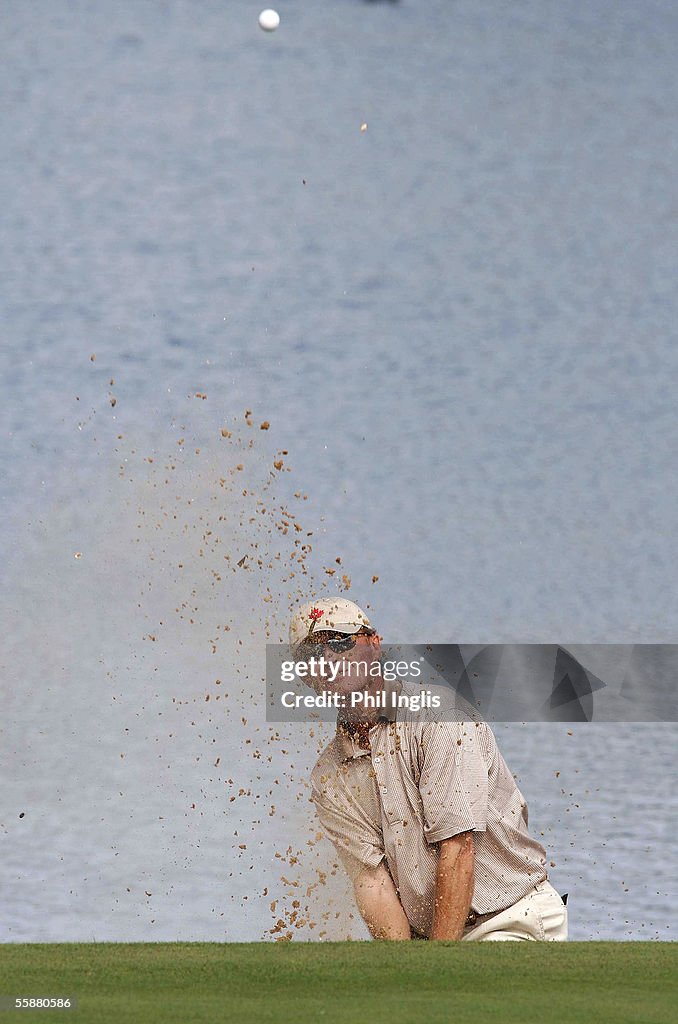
[310,683,548,937]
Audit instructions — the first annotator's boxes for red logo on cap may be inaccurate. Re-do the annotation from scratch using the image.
[303,607,325,642]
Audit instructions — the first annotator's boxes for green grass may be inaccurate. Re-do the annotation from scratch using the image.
[0,942,676,1024]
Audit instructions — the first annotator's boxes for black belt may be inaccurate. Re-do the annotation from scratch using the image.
[465,889,568,928]
[464,903,509,928]
[465,907,496,928]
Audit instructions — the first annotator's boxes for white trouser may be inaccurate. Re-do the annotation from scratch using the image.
[462,880,568,942]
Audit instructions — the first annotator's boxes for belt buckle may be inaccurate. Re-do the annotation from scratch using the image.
[465,909,478,927]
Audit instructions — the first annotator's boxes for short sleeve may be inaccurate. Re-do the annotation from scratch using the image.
[416,721,489,844]
[335,846,371,883]
[311,778,385,873]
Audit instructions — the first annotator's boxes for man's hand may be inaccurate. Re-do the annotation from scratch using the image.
[430,831,475,941]
[353,862,411,940]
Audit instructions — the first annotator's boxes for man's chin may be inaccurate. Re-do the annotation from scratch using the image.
[343,706,379,724]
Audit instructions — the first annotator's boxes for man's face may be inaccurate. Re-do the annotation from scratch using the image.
[322,631,382,694]
[301,630,383,701]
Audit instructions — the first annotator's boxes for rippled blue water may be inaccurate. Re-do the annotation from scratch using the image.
[1,0,676,941]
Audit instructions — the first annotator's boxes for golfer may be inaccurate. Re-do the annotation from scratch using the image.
[290,597,568,941]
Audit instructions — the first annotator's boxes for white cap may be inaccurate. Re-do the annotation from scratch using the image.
[289,597,373,649]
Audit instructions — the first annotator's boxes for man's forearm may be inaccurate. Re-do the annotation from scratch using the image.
[353,862,411,940]
[430,832,475,941]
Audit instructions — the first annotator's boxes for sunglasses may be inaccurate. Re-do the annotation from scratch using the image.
[300,628,376,655]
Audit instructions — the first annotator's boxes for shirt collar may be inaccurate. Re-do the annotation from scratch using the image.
[335,687,399,760]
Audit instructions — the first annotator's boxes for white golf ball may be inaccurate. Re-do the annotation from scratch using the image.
[258,9,280,32]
